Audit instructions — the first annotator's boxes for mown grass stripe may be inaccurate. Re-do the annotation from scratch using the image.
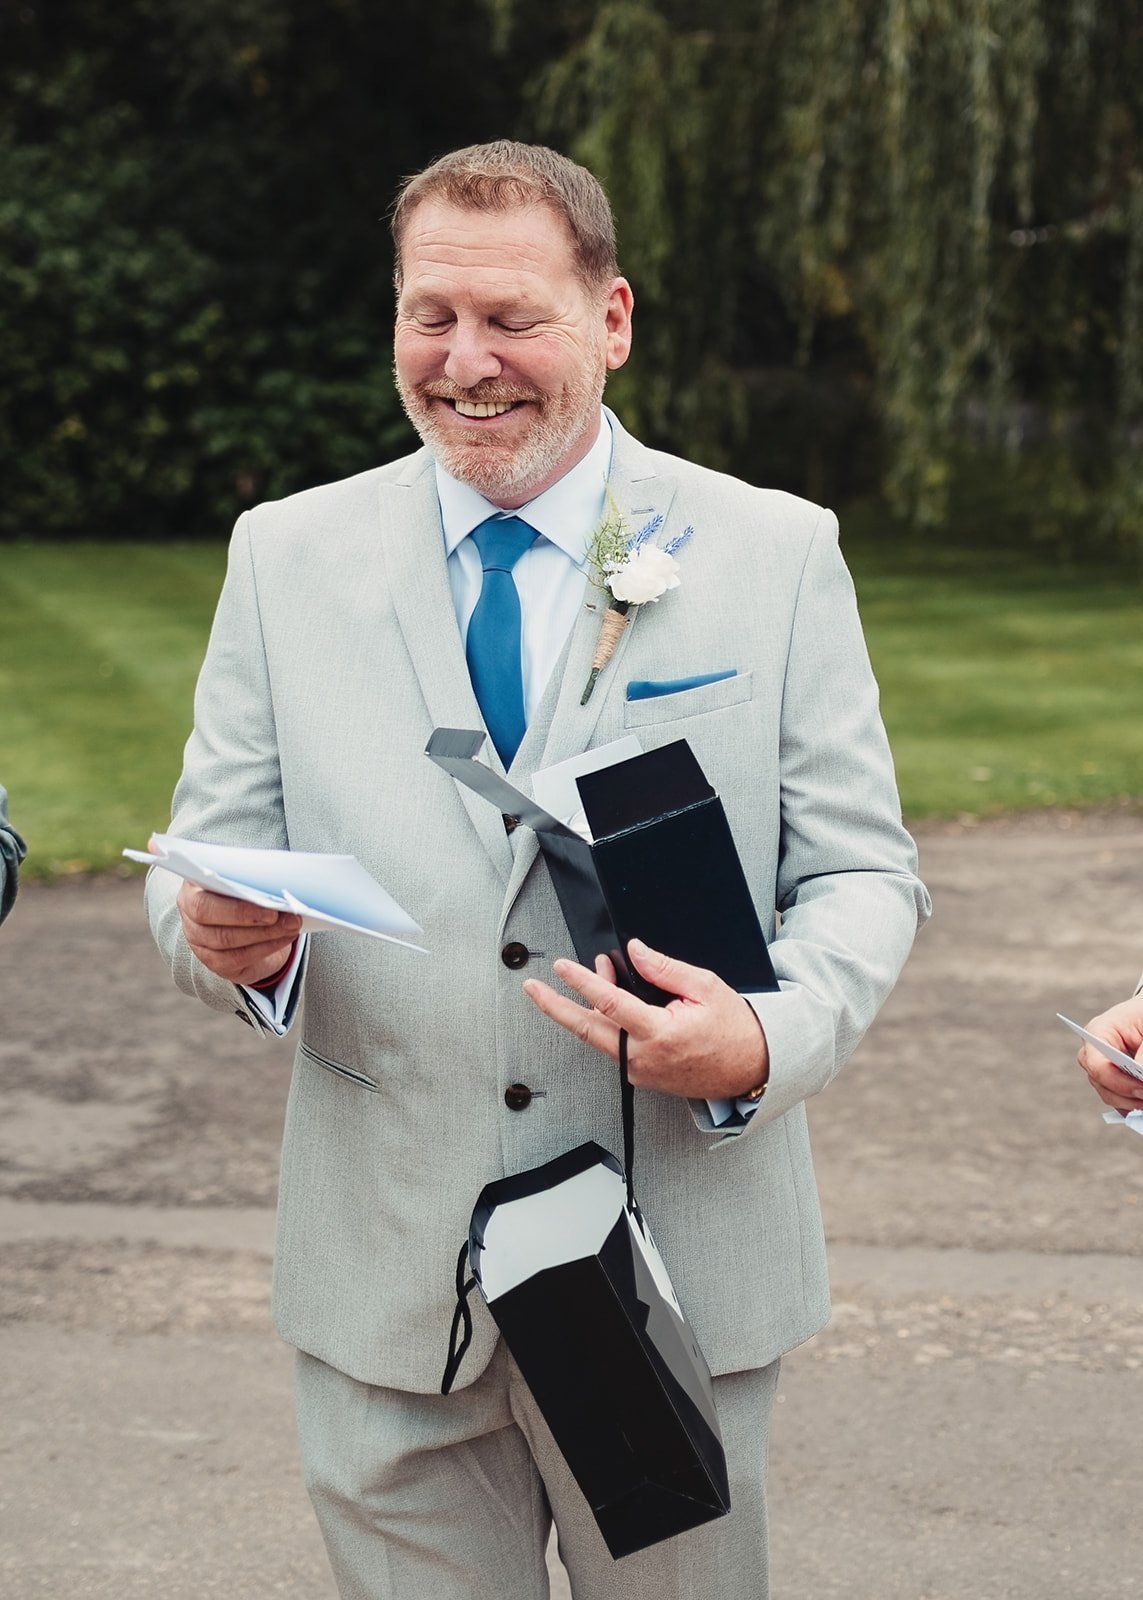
[0,539,1139,871]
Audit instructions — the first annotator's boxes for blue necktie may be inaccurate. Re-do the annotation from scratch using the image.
[465,516,538,767]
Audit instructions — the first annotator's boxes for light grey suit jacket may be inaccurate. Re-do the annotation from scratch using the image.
[147,414,930,1393]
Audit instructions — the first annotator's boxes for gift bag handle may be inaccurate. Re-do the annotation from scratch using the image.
[441,1240,477,1395]
[619,1027,636,1215]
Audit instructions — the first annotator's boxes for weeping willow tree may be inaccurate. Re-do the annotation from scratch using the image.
[506,0,1141,543]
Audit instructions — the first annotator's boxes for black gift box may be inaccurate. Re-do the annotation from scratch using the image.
[464,1139,731,1559]
[425,729,778,1004]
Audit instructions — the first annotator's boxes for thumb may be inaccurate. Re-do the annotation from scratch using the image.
[627,938,713,1002]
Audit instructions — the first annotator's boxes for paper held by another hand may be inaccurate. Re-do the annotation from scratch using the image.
[124,835,427,951]
[1056,1013,1143,1138]
[1056,1013,1143,1083]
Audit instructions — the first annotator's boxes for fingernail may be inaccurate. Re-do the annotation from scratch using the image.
[629,938,649,956]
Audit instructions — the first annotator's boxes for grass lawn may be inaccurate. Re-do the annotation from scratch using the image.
[1,536,1140,877]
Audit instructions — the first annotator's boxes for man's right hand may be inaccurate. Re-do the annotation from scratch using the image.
[175,881,302,986]
[1077,997,1143,1113]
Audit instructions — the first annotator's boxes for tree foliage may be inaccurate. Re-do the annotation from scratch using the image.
[524,0,1141,540]
[1,0,1139,545]
[0,0,531,536]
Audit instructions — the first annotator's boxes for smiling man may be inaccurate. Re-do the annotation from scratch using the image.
[146,142,929,1599]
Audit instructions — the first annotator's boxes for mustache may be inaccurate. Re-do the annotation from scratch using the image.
[418,381,544,407]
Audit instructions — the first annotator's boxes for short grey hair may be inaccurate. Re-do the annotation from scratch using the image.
[390,140,619,292]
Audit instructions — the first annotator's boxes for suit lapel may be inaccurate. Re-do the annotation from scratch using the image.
[378,453,515,883]
[498,421,681,930]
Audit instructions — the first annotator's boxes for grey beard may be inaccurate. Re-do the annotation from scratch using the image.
[397,363,606,502]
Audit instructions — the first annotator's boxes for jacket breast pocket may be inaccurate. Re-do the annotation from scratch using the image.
[299,1040,379,1092]
[622,669,754,729]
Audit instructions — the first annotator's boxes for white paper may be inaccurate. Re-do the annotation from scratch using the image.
[1102,1109,1143,1137]
[125,835,426,950]
[1056,1014,1143,1083]
[531,736,643,842]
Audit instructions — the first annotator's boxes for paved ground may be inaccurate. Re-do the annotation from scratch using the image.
[3,813,1143,1597]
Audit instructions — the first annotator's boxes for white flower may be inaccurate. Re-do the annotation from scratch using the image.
[607,545,681,605]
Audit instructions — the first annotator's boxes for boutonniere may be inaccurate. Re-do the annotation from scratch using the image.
[580,493,693,705]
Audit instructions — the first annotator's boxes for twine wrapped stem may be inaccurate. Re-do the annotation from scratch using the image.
[581,601,631,705]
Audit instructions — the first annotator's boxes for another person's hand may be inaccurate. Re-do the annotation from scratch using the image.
[1076,997,1143,1113]
[523,939,769,1103]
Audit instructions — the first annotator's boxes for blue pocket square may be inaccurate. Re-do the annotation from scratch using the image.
[626,669,737,702]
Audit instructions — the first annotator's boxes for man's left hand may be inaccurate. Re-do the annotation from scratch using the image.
[523,938,769,1102]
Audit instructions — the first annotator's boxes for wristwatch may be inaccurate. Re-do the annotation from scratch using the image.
[742,1077,767,1103]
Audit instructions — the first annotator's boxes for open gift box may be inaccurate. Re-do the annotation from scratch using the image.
[424,729,778,1004]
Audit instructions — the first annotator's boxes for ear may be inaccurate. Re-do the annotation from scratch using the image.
[603,278,634,371]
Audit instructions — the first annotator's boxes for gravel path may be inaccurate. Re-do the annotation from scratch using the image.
[2,813,1142,1597]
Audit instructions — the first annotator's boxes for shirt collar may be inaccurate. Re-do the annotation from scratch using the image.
[436,410,612,567]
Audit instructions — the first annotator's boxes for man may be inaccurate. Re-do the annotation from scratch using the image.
[147,142,930,1599]
[1076,987,1143,1112]
[0,784,26,925]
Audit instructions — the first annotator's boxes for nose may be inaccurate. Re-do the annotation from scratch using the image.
[443,321,502,390]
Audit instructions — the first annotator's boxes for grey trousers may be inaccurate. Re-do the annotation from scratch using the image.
[294,1341,779,1600]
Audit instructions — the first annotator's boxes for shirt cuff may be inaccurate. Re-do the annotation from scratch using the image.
[241,934,307,1035]
[705,1095,761,1127]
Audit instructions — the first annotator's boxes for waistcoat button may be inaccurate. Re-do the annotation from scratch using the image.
[504,1083,533,1111]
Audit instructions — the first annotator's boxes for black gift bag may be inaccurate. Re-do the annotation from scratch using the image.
[442,1034,731,1561]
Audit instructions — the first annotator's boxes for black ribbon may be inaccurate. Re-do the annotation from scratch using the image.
[440,1239,477,1395]
[619,1027,635,1214]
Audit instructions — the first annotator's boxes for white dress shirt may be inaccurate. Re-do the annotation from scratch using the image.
[438,410,610,718]
[242,411,757,1127]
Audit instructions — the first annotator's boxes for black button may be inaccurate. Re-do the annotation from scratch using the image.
[503,813,519,835]
[504,1083,533,1111]
[501,941,529,969]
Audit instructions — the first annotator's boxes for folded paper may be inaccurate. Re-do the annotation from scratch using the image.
[125,835,426,949]
[1056,1014,1143,1084]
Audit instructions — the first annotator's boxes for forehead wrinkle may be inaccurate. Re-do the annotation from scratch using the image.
[400,203,580,284]
[400,258,572,318]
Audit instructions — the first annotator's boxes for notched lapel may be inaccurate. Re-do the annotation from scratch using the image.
[378,459,514,883]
